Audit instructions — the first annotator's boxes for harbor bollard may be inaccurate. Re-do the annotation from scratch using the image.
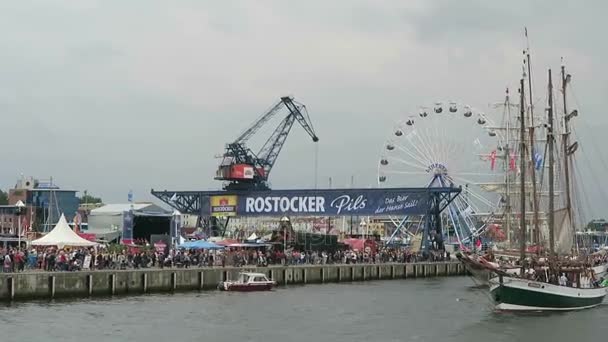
[110,274,116,295]
[88,274,93,295]
[50,275,56,298]
[171,272,177,290]
[143,273,148,293]
[8,276,14,300]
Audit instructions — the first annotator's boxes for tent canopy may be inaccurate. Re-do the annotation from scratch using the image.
[179,240,224,250]
[32,214,98,248]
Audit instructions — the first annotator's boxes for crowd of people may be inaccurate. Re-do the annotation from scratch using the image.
[0,245,452,273]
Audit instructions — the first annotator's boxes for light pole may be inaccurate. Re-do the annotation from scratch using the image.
[172,209,181,248]
[360,218,367,239]
[16,200,26,250]
[281,216,290,254]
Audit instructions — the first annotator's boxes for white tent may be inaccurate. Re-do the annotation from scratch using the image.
[32,214,98,248]
[247,232,258,241]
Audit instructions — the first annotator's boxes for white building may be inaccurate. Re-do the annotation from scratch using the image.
[87,203,169,241]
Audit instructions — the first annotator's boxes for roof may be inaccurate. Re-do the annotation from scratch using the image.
[241,272,267,277]
[31,214,97,247]
[90,203,168,215]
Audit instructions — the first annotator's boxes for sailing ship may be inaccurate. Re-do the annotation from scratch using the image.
[458,32,608,287]
[489,64,608,311]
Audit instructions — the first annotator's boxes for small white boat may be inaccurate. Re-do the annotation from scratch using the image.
[218,272,277,292]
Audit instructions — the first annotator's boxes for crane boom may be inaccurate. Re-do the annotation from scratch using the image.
[215,96,319,191]
[257,97,319,178]
[235,100,285,143]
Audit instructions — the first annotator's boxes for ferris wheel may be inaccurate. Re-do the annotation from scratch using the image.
[378,101,505,246]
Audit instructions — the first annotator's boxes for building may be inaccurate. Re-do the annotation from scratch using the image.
[88,203,171,241]
[0,205,18,234]
[8,176,79,232]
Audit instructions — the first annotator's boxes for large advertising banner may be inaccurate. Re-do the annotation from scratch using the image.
[121,210,134,244]
[210,195,238,217]
[234,189,431,217]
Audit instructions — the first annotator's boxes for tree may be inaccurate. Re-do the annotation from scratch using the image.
[0,189,7,205]
[79,191,102,205]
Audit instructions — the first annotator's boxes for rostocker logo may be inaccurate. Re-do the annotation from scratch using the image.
[211,195,237,216]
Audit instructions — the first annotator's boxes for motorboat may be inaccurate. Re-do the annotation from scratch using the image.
[218,272,276,292]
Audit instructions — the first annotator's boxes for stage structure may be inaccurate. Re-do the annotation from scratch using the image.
[151,187,461,251]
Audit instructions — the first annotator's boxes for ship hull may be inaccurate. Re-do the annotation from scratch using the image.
[490,277,607,311]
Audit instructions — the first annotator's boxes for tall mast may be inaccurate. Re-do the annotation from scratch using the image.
[547,69,556,255]
[561,62,574,231]
[519,78,527,262]
[524,28,540,248]
[504,89,512,246]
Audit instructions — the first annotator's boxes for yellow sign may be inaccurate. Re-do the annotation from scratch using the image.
[210,195,237,217]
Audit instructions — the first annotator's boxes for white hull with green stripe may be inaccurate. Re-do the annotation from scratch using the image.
[490,276,608,311]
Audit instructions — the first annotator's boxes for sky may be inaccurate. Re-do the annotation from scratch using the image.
[1,0,607,218]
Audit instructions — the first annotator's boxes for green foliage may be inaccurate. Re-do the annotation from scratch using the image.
[586,219,607,231]
[79,194,102,204]
[0,189,7,205]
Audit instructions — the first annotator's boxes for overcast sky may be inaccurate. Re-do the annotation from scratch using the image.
[2,1,607,218]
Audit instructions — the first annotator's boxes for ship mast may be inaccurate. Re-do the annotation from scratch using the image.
[561,62,575,238]
[519,78,527,263]
[547,69,556,255]
[524,28,541,249]
[503,89,513,246]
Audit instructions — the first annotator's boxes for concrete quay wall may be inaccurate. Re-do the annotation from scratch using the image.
[0,262,465,301]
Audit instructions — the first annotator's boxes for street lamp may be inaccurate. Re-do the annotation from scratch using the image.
[360,218,367,239]
[172,209,181,247]
[15,200,26,249]
[281,216,290,254]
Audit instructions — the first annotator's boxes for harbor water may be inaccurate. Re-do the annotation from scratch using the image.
[1,277,607,342]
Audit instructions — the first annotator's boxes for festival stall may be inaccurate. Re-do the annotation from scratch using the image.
[31,214,98,248]
[342,238,377,254]
[179,240,224,250]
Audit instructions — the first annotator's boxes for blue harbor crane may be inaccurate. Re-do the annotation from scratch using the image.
[215,96,319,191]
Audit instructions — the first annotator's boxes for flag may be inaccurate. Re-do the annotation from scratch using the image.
[534,152,543,170]
[510,153,516,171]
[128,190,133,203]
[490,150,497,170]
